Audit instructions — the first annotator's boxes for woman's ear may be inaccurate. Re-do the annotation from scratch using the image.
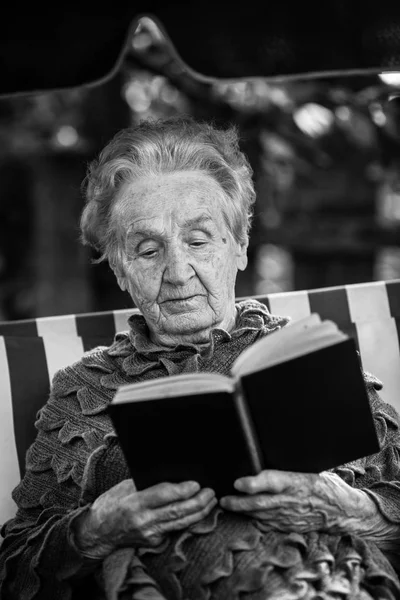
[236,240,248,271]
[110,260,128,292]
[116,274,128,292]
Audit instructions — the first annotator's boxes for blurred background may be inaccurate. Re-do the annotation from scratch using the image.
[2,17,400,321]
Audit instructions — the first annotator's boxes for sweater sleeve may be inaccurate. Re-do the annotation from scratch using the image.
[333,372,400,569]
[334,374,400,517]
[0,360,113,600]
[360,389,400,522]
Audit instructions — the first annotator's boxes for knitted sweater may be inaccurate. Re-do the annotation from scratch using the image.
[1,300,400,600]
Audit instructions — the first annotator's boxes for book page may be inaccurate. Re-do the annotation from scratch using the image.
[112,372,235,404]
[231,313,320,377]
[231,315,348,379]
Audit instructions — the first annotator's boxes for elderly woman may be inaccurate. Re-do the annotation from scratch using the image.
[1,117,400,600]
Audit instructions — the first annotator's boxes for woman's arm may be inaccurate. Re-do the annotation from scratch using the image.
[337,382,400,554]
[0,376,106,600]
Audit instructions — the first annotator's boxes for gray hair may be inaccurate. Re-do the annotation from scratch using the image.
[80,116,256,265]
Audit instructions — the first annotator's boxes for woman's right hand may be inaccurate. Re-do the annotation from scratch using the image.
[73,479,217,560]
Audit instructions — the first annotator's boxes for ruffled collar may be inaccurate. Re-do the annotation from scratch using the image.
[106,299,290,379]
[132,299,284,352]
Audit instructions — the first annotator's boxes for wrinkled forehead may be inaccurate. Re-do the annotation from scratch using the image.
[111,171,230,235]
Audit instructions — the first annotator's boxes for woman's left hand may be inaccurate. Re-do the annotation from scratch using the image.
[220,470,378,535]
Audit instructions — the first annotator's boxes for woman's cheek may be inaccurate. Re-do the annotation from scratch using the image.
[126,264,163,304]
[193,254,219,281]
[196,255,232,295]
[212,253,234,282]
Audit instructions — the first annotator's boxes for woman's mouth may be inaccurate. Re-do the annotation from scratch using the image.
[161,295,204,312]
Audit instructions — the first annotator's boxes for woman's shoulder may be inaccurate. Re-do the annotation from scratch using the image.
[42,331,134,429]
[25,334,133,492]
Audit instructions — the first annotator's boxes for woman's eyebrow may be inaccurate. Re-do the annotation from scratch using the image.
[126,215,215,240]
[183,215,215,229]
[127,228,159,239]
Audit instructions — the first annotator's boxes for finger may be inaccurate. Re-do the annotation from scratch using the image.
[156,488,216,522]
[220,493,287,512]
[160,497,218,532]
[233,470,293,494]
[234,470,315,495]
[140,481,201,509]
[110,478,137,497]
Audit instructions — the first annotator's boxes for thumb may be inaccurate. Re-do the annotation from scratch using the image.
[140,481,201,508]
[234,470,300,494]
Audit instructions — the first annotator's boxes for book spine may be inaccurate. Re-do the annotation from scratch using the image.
[233,379,264,474]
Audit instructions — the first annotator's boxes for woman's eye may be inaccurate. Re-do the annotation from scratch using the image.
[139,249,158,258]
[190,240,207,248]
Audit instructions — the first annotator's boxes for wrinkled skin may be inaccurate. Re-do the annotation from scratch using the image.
[220,470,395,544]
[110,170,248,346]
[74,479,217,559]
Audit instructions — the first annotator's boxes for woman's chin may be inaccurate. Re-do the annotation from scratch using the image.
[152,313,216,346]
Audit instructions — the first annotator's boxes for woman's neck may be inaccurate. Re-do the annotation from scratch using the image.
[148,307,238,348]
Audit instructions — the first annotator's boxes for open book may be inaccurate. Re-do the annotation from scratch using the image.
[108,314,379,497]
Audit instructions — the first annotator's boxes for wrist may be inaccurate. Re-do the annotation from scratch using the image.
[71,506,115,561]
[317,473,379,535]
[354,489,396,541]
[345,488,383,536]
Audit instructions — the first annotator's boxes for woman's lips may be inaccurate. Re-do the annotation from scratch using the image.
[161,295,204,311]
[162,294,202,303]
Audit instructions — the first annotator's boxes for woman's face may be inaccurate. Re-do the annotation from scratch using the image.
[112,170,248,346]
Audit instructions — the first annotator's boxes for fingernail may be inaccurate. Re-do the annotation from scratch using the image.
[234,479,244,491]
[186,481,200,493]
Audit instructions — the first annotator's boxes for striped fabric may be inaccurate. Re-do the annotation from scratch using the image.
[0,279,399,527]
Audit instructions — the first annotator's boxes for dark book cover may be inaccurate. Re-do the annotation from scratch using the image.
[108,388,256,497]
[108,337,379,498]
[240,338,380,473]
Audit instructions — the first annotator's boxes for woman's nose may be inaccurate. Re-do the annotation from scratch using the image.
[163,247,194,285]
